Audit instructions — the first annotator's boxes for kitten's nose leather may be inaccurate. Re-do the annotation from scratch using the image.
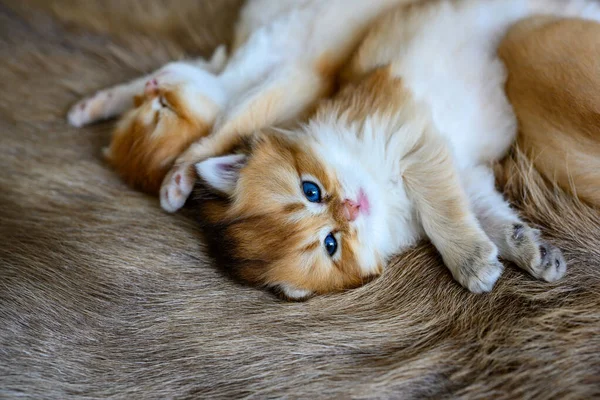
[342,199,360,222]
[144,79,159,97]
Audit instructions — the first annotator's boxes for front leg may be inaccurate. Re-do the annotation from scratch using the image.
[67,47,228,128]
[67,75,149,127]
[403,131,503,293]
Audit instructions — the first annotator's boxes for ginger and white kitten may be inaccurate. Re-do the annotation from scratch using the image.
[68,0,412,195]
[499,16,600,208]
[191,0,600,300]
[67,47,228,194]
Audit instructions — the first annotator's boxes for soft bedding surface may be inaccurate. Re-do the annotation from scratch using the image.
[1,1,599,398]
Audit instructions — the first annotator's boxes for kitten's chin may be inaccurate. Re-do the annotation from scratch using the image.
[275,284,313,301]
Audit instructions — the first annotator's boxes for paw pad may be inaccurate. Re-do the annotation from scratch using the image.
[159,165,196,213]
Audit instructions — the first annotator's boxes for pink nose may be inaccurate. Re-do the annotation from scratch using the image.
[342,199,360,222]
[144,79,159,97]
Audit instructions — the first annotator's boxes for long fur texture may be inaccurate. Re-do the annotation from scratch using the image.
[1,0,600,398]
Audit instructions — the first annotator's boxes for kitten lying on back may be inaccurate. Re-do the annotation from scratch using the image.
[183,0,600,299]
[68,47,228,194]
[499,16,600,208]
[67,0,412,195]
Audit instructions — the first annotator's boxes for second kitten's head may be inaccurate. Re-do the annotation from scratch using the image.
[107,47,228,194]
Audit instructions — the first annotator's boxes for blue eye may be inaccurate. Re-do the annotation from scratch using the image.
[324,233,338,256]
[302,181,321,203]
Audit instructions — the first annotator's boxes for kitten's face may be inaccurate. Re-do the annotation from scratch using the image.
[197,132,396,300]
[107,64,225,194]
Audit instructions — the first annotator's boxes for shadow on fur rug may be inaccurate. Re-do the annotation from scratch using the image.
[1,1,599,398]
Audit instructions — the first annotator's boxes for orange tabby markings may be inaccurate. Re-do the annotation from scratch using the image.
[106,84,216,194]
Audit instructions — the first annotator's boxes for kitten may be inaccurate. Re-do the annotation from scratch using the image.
[187,0,600,300]
[499,16,600,208]
[67,47,228,194]
[68,0,413,195]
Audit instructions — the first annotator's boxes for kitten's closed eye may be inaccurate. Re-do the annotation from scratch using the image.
[158,96,170,109]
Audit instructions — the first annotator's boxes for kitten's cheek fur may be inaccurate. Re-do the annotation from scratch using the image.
[276,284,313,301]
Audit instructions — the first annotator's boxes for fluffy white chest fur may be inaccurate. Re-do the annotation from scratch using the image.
[317,0,600,177]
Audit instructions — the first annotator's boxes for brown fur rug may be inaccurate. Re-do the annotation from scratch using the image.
[1,1,599,398]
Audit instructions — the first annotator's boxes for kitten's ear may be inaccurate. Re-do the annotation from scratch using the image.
[208,45,227,73]
[195,153,247,195]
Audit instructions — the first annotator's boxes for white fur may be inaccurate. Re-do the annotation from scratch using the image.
[306,117,424,275]
[219,0,407,98]
[276,283,312,300]
[154,62,227,123]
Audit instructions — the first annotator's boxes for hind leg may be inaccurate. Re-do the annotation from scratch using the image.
[463,165,566,282]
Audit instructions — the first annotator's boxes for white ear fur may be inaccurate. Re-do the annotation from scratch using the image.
[208,45,227,73]
[195,153,246,196]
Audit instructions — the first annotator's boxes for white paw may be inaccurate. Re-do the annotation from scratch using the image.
[450,243,504,294]
[462,257,504,294]
[67,91,111,127]
[160,164,196,213]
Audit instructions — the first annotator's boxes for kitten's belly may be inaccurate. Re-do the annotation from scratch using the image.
[389,0,527,168]
[234,0,408,72]
[404,53,517,169]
